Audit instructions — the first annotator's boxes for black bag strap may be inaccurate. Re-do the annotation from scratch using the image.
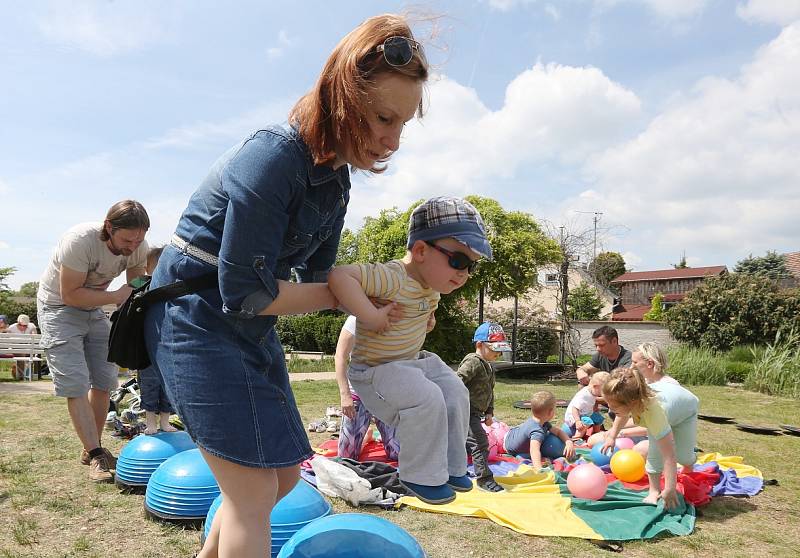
[139,272,218,307]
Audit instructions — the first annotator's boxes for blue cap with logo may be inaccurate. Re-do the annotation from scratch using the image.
[473,322,512,352]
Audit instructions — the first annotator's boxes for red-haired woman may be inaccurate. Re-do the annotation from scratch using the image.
[144,14,428,558]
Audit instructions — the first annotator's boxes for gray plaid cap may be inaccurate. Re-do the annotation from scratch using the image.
[406,196,493,260]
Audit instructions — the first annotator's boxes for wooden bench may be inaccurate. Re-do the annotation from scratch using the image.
[0,332,45,381]
[285,351,326,361]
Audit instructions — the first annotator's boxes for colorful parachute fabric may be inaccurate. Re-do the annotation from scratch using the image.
[400,465,695,540]
[401,452,762,541]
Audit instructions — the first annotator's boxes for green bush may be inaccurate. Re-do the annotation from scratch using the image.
[286,356,336,373]
[725,345,758,363]
[482,306,558,363]
[546,353,592,365]
[723,361,753,383]
[664,274,800,351]
[666,345,727,385]
[276,312,346,354]
[745,329,800,399]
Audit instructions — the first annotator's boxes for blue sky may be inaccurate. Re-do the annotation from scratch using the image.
[2,0,799,290]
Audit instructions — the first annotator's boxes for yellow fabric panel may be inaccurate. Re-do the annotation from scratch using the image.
[398,466,602,539]
[696,452,763,479]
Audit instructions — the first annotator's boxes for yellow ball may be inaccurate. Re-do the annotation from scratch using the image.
[610,449,646,482]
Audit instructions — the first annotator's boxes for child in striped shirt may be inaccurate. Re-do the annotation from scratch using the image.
[328,196,492,505]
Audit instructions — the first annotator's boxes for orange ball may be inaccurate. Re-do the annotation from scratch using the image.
[610,449,646,482]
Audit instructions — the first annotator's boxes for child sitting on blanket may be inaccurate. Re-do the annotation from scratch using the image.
[503,391,575,469]
[562,371,609,440]
[601,367,699,510]
[328,197,492,506]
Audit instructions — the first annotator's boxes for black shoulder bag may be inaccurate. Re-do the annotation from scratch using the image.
[107,272,218,369]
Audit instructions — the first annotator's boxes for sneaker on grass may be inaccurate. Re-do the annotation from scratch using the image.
[88,454,114,483]
[80,448,117,468]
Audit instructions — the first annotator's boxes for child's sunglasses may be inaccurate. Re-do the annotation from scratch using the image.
[425,241,480,274]
[376,36,424,67]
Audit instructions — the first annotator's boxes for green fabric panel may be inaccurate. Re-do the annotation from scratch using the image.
[555,473,695,540]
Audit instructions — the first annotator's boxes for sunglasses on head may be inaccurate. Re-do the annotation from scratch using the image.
[425,241,480,274]
[376,36,423,67]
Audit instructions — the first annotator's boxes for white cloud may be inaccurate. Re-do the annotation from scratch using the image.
[35,0,176,57]
[573,21,800,267]
[737,0,800,26]
[486,0,536,12]
[347,63,641,228]
[267,29,294,60]
[595,0,711,20]
[143,100,292,151]
[544,4,561,21]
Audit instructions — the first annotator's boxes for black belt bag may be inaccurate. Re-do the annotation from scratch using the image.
[107,272,218,370]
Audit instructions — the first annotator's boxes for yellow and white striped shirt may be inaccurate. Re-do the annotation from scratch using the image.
[350,260,439,367]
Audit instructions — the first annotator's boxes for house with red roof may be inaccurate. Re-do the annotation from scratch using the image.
[609,266,728,321]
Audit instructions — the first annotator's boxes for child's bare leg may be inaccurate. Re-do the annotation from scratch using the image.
[643,472,661,504]
[159,412,178,432]
[144,411,158,435]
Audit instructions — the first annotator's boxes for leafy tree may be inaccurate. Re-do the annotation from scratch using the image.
[588,252,626,289]
[484,305,558,362]
[734,251,789,280]
[0,268,38,323]
[0,267,15,291]
[664,274,800,351]
[567,282,604,320]
[643,293,664,321]
[18,282,39,298]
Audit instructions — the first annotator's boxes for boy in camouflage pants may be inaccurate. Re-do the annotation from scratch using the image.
[456,322,511,492]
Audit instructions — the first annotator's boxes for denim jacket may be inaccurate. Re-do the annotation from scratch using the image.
[174,124,351,318]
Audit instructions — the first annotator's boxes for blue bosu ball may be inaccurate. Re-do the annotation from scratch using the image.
[145,448,219,520]
[540,433,566,459]
[591,443,617,467]
[203,480,331,557]
[277,513,426,558]
[116,431,196,488]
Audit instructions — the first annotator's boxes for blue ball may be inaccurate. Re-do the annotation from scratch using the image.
[277,513,425,558]
[540,434,566,459]
[590,443,617,467]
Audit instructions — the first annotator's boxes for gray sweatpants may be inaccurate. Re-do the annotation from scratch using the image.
[348,351,470,486]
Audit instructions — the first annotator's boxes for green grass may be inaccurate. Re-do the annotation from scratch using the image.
[667,345,728,385]
[286,356,336,373]
[1,378,799,557]
[745,329,800,398]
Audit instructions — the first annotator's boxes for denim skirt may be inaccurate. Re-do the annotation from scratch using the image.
[143,245,312,468]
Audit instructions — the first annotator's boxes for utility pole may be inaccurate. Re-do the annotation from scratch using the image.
[575,210,603,269]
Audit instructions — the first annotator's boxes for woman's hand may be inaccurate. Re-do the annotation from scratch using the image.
[339,392,355,420]
[484,413,493,427]
[362,303,395,333]
[369,298,403,322]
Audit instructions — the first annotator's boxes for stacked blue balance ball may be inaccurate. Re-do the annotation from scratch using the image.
[277,513,426,558]
[116,431,196,489]
[145,448,220,521]
[203,480,331,558]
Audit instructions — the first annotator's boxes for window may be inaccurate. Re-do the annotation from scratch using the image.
[544,273,559,285]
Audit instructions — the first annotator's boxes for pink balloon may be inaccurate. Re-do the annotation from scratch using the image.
[615,437,635,450]
[567,463,608,500]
